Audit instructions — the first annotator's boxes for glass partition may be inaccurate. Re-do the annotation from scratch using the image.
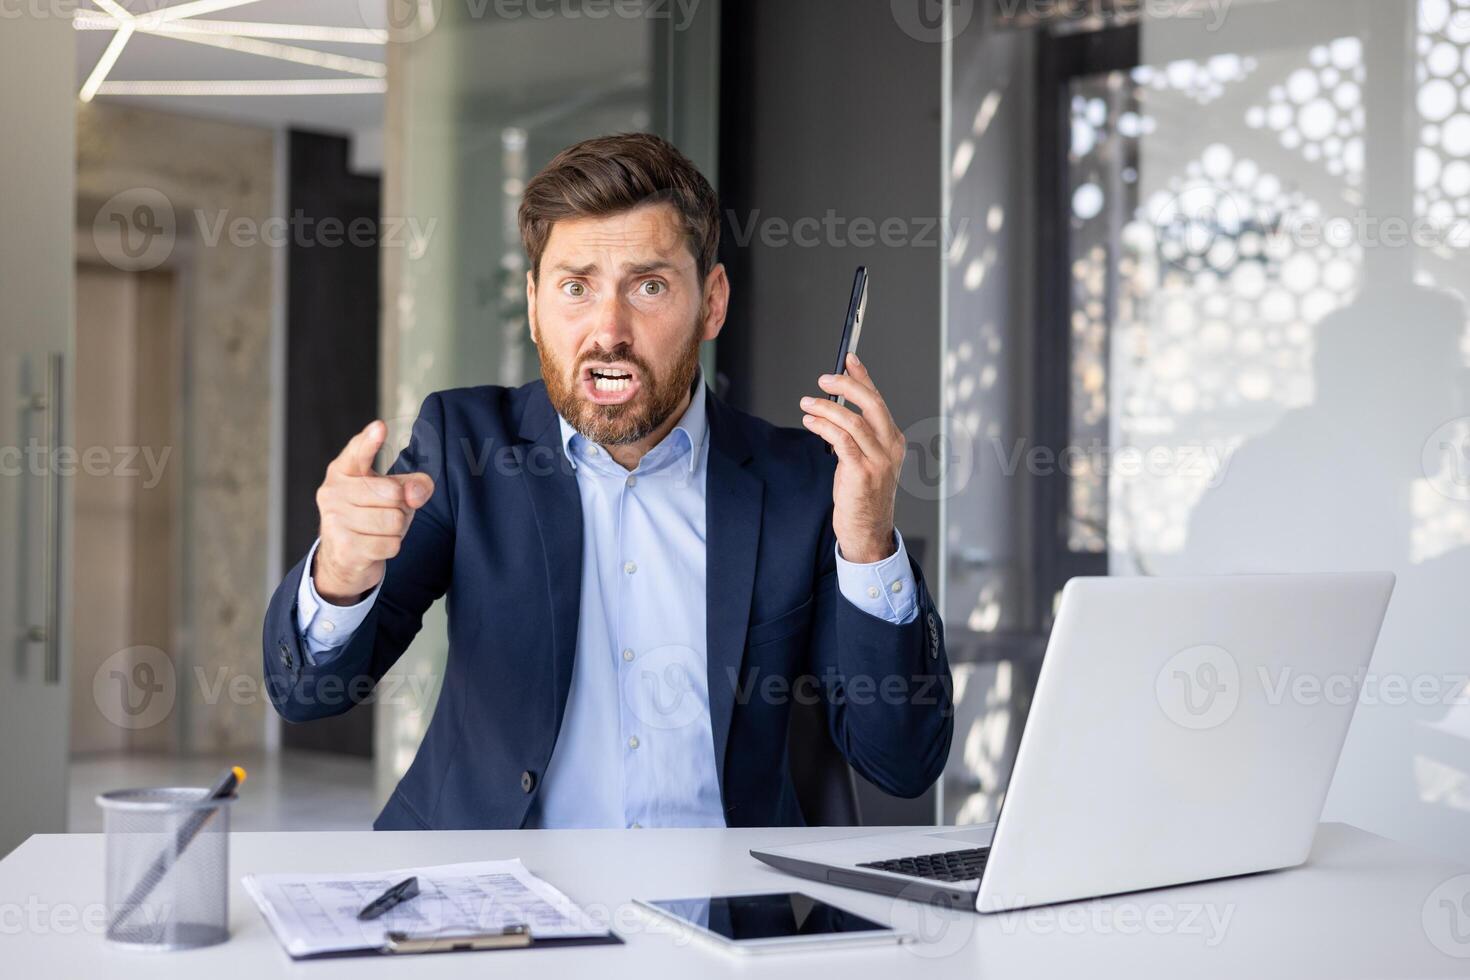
[943,2,1470,858]
[1127,0,1470,862]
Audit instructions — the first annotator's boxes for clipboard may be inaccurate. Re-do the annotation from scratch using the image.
[292,924,625,959]
[382,924,625,955]
[243,859,622,959]
[383,924,534,953]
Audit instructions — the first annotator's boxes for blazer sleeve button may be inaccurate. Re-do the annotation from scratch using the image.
[520,770,536,794]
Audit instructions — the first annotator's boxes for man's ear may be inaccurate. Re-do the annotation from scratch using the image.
[701,263,730,343]
[525,269,539,345]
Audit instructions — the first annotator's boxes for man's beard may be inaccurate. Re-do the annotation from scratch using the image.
[537,317,702,447]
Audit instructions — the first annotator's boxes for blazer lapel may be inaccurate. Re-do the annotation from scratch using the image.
[704,394,764,790]
[515,382,583,740]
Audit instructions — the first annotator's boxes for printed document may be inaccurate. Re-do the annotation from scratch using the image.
[242,859,608,957]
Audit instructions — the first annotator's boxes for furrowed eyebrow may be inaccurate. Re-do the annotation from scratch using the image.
[624,261,678,276]
[550,259,679,278]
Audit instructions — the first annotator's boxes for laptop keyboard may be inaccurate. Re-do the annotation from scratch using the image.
[858,847,990,883]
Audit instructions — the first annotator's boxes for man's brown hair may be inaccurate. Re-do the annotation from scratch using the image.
[518,132,720,282]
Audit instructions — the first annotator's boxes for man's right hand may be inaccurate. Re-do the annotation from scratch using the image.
[313,420,435,605]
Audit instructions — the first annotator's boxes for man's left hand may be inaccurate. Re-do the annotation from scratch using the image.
[800,352,906,564]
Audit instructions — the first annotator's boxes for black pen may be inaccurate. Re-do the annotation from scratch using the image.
[359,876,421,920]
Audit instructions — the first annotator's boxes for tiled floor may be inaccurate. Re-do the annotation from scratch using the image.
[68,750,382,833]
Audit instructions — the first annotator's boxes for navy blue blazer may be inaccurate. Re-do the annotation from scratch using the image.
[262,381,952,829]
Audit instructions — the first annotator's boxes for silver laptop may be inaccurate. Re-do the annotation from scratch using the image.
[753,572,1395,913]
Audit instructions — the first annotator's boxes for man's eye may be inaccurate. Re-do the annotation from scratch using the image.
[563,281,587,298]
[640,280,664,296]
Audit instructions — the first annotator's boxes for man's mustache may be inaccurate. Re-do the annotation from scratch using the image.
[577,349,653,376]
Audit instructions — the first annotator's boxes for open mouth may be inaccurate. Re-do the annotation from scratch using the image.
[590,367,634,391]
[581,363,642,405]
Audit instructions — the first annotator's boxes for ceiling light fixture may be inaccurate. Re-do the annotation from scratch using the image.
[143,0,263,23]
[86,15,388,45]
[79,22,134,103]
[157,19,387,44]
[144,28,386,77]
[88,0,134,19]
[75,0,387,102]
[96,79,389,97]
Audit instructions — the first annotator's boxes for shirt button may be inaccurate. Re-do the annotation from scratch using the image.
[867,586,880,599]
[891,580,904,594]
[627,735,640,750]
[631,821,641,829]
[624,561,637,575]
[626,475,637,488]
[588,446,600,456]
[321,619,336,632]
[622,648,635,662]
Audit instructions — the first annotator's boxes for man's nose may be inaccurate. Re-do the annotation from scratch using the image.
[587,293,635,352]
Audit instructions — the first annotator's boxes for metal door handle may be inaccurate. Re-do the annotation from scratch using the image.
[25,353,62,685]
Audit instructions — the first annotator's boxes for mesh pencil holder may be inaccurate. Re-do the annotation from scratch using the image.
[96,787,234,951]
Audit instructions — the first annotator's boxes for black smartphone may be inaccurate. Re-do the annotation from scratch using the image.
[823,266,868,454]
[829,265,869,409]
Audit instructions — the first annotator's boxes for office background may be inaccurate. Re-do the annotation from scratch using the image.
[2,0,1468,862]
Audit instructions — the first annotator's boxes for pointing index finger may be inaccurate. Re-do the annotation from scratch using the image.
[332,420,385,477]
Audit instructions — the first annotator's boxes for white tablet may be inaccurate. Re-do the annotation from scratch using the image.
[634,892,908,955]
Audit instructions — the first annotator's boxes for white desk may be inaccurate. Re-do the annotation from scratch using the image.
[1,823,1466,978]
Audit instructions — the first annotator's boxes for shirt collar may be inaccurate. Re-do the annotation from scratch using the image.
[557,368,707,475]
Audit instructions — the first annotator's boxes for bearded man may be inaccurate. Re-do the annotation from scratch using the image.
[263,133,951,830]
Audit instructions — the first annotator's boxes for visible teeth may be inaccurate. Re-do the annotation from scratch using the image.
[594,376,631,392]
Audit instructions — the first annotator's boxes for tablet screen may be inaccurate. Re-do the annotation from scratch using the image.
[643,892,892,943]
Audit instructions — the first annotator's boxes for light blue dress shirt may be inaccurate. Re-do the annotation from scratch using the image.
[295,377,918,828]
